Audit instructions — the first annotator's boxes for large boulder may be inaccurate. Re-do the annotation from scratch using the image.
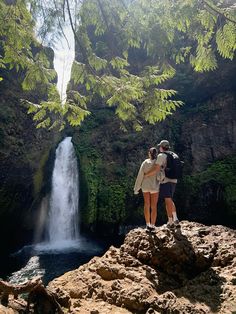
[47,221,236,313]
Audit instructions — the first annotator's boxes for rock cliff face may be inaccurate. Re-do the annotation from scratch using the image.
[48,221,236,313]
[71,57,236,234]
[0,49,59,254]
[179,93,236,172]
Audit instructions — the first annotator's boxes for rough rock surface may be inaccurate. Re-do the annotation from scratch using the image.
[47,221,236,313]
[0,305,15,313]
[0,51,59,254]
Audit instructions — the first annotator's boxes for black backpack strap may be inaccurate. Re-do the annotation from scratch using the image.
[162,151,174,161]
[162,151,170,171]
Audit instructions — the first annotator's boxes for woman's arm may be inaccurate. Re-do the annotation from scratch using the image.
[134,161,145,194]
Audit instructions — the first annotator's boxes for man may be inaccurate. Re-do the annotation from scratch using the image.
[144,140,179,228]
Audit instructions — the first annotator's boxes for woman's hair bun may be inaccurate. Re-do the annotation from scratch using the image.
[149,147,157,160]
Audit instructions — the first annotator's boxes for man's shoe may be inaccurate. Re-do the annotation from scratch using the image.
[149,224,156,232]
[166,222,174,229]
[174,219,180,228]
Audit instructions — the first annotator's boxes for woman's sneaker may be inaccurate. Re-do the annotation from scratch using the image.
[146,224,155,232]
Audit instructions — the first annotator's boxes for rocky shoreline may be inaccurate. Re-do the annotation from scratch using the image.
[1,221,236,313]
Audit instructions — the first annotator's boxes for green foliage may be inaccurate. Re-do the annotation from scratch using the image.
[88,53,108,71]
[110,57,129,70]
[73,111,139,227]
[216,23,236,59]
[97,183,126,223]
[184,157,236,217]
[75,146,102,225]
[1,0,235,130]
[25,85,90,130]
[0,1,57,90]
[190,45,218,72]
[67,0,236,129]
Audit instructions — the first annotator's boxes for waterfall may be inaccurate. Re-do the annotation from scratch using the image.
[47,137,79,245]
[7,137,103,284]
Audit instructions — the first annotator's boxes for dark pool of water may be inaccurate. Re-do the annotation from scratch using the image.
[0,236,110,285]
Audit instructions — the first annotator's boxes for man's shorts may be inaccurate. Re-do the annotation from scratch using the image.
[159,182,176,199]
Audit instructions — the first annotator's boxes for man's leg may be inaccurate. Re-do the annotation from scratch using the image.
[150,192,159,226]
[160,183,174,225]
[143,192,151,225]
[172,202,179,224]
[168,183,179,224]
[164,198,174,225]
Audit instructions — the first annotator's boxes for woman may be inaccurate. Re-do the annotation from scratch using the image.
[134,147,159,230]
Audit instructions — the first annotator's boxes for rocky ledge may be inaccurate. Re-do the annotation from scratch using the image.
[46,221,236,313]
[1,221,235,313]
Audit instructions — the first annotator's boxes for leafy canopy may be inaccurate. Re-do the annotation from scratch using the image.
[0,0,56,89]
[0,0,235,130]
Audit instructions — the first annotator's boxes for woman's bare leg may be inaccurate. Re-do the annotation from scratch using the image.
[143,192,151,225]
[150,192,158,225]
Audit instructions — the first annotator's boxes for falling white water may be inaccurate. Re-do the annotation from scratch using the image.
[47,137,79,246]
[6,138,103,286]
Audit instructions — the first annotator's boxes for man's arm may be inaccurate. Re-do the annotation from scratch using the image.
[144,163,161,177]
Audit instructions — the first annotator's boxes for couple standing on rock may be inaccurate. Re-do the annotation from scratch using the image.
[134,140,180,231]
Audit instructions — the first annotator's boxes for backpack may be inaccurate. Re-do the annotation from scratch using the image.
[163,151,183,179]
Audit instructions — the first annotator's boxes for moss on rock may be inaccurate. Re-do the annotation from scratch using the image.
[33,150,50,197]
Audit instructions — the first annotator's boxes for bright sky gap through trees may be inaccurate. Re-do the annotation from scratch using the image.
[53,25,75,104]
[34,0,76,104]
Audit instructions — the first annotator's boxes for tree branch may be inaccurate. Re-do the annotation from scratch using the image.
[202,0,236,25]
[66,0,95,74]
[0,277,67,313]
[66,0,109,87]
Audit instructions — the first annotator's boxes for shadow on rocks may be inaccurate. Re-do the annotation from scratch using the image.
[144,226,225,313]
[173,267,226,313]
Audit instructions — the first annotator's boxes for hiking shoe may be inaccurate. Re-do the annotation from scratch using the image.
[166,222,174,229]
[149,224,156,232]
[174,219,180,227]
[146,224,155,232]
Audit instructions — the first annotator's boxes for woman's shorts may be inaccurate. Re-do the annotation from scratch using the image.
[142,190,159,194]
